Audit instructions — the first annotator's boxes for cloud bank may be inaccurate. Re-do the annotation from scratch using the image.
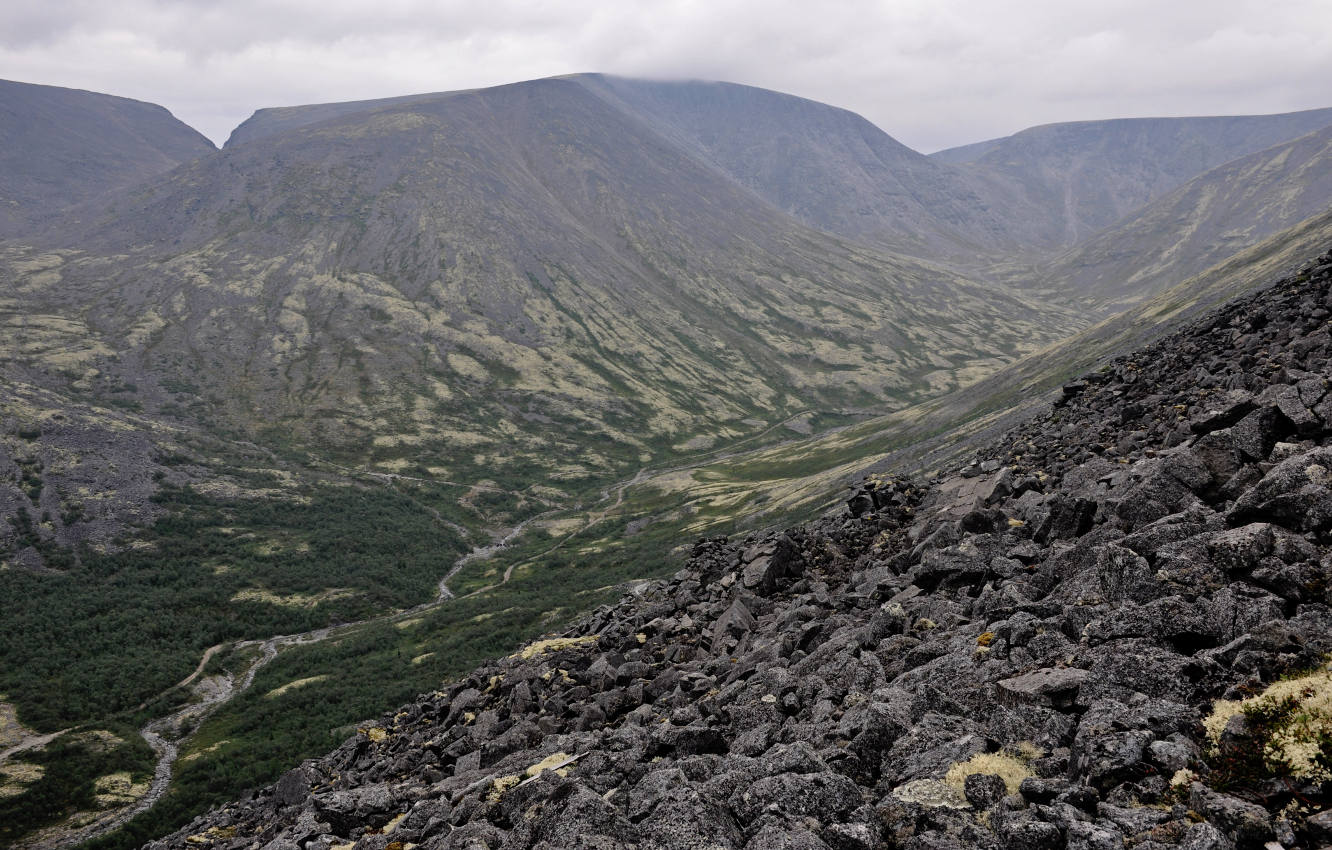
[3,0,1331,151]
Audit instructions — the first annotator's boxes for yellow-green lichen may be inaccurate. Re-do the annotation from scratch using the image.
[1204,662,1332,783]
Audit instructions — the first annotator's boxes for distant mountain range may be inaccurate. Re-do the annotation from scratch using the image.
[4,72,1332,565]
[932,106,1332,242]
[4,75,1085,494]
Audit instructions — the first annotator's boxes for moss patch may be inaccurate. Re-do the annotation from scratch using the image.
[513,635,597,660]
[944,748,1037,796]
[1204,663,1332,787]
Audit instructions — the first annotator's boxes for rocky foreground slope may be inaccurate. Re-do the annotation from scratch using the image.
[155,249,1332,849]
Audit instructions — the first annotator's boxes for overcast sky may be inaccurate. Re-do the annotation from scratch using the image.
[4,0,1332,152]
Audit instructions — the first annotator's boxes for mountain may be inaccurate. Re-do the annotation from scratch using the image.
[222,78,1332,274]
[932,107,1332,248]
[225,90,459,147]
[0,78,1087,847]
[9,76,1079,495]
[539,208,1332,577]
[0,79,215,235]
[7,73,1332,849]
[1034,124,1332,312]
[223,75,1030,263]
[149,244,1332,850]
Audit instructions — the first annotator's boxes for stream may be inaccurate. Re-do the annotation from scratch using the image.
[39,496,576,848]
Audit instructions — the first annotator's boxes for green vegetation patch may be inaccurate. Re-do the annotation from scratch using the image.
[0,482,466,731]
[83,544,654,850]
[0,724,153,845]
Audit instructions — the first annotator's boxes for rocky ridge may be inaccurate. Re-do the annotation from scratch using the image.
[151,249,1332,849]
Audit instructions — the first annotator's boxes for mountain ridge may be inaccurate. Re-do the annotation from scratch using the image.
[0,78,215,236]
[7,75,1081,492]
[933,106,1332,248]
[1032,122,1332,312]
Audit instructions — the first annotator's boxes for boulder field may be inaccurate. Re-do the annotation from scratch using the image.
[156,248,1332,850]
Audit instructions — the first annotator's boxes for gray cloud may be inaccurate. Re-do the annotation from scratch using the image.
[2,0,1330,151]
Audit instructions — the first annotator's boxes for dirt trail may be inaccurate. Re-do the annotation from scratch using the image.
[0,728,66,763]
[52,491,568,847]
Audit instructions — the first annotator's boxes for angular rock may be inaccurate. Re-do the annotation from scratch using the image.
[1229,446,1332,531]
[996,667,1088,709]
[962,773,1007,809]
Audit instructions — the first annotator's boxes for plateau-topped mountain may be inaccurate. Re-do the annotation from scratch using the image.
[0,78,215,235]
[8,75,1078,493]
[225,75,1028,263]
[224,77,1332,272]
[576,76,1028,261]
[933,106,1332,247]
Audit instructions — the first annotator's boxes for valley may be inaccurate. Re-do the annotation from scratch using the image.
[2,73,1331,849]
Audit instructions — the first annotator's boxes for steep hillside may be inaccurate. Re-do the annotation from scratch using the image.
[151,245,1332,850]
[9,76,1077,495]
[222,75,1029,263]
[932,107,1332,247]
[0,77,1086,847]
[579,75,1027,260]
[1032,125,1332,312]
[0,79,215,235]
[222,78,1332,279]
[9,74,1332,850]
[476,209,1332,595]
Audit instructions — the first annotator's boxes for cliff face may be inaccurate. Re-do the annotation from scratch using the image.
[148,247,1332,849]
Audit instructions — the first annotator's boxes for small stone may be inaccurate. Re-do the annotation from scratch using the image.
[962,772,1006,809]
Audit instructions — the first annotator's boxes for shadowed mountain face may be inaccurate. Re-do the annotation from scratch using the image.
[0,79,215,235]
[225,75,1024,263]
[220,77,1332,274]
[1036,124,1332,312]
[8,77,1077,490]
[934,107,1332,247]
[576,76,1025,260]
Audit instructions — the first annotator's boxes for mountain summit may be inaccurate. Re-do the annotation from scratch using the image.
[0,78,215,235]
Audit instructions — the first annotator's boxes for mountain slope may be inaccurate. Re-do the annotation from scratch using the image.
[9,76,1078,492]
[0,79,215,235]
[527,207,1332,573]
[150,243,1332,850]
[578,75,1028,260]
[224,75,1027,263]
[224,90,464,147]
[1035,124,1332,312]
[933,107,1332,246]
[222,78,1332,278]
